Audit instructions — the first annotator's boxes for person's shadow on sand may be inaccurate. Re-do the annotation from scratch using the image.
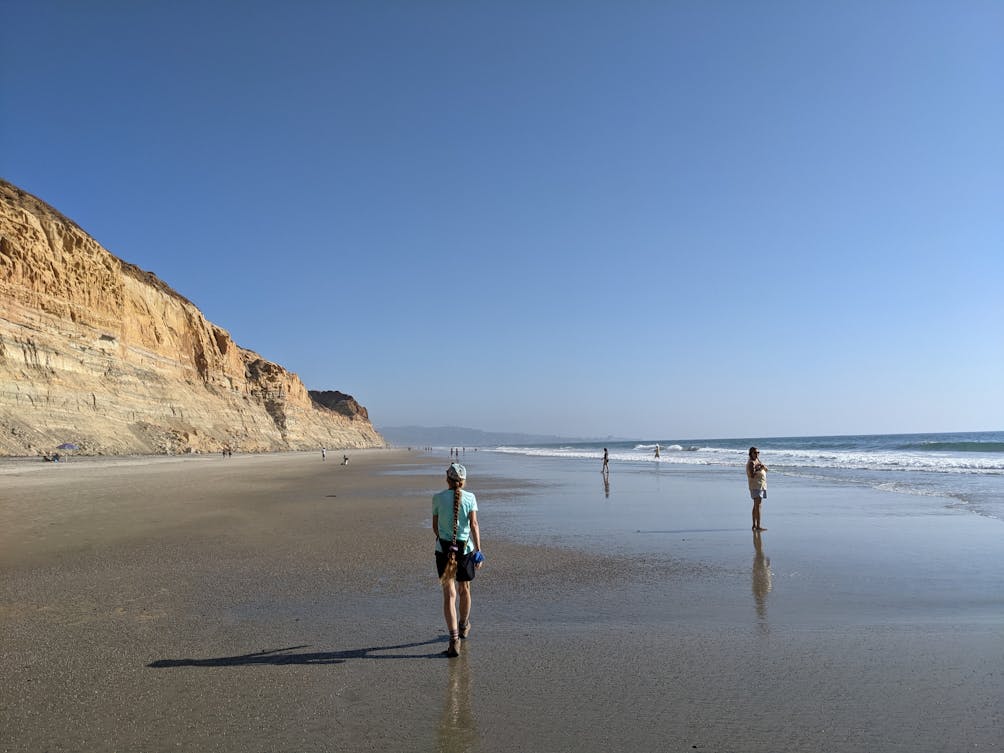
[147,639,443,668]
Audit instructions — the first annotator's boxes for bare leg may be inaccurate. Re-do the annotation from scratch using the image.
[752,499,765,531]
[442,580,458,634]
[457,581,471,626]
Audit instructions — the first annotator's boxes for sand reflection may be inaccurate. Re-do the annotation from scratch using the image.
[437,650,478,752]
[752,530,772,633]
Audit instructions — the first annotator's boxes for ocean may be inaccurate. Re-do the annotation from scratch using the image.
[484,430,1004,524]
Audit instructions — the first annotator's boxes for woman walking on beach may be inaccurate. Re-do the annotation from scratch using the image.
[746,447,768,531]
[433,463,482,658]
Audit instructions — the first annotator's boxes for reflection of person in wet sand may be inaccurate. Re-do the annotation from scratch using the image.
[603,473,610,498]
[752,530,772,627]
[436,652,478,752]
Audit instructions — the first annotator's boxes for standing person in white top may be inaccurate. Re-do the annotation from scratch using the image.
[746,447,768,531]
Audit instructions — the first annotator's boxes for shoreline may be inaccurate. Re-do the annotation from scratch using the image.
[0,446,397,475]
[1,449,1001,752]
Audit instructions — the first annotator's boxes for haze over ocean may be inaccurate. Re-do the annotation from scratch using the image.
[2,3,1002,440]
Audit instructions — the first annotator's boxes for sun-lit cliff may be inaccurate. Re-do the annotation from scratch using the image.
[0,179,385,455]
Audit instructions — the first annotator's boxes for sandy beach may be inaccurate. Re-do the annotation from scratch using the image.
[1,450,1001,752]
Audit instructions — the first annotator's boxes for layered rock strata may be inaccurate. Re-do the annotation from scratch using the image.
[0,179,385,455]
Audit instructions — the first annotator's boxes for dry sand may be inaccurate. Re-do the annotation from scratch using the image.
[0,451,1000,752]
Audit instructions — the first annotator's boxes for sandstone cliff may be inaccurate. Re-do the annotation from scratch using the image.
[0,179,385,456]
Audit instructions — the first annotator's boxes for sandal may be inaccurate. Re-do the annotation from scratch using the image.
[444,638,461,658]
[459,620,471,639]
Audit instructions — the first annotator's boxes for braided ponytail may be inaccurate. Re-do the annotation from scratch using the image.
[452,483,462,544]
[439,477,464,585]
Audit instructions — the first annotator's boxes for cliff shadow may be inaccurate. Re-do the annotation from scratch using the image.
[148,639,443,668]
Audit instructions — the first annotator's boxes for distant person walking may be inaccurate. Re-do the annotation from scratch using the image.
[746,447,768,531]
[321,447,326,461]
[654,444,661,459]
[602,448,609,474]
[433,463,483,658]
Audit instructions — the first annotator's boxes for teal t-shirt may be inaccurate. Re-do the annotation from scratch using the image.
[433,489,478,554]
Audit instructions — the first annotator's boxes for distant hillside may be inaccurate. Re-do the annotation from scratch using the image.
[378,425,582,447]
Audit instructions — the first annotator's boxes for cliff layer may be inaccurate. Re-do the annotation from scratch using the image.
[0,179,385,455]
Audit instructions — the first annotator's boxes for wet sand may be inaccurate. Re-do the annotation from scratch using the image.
[1,451,1001,752]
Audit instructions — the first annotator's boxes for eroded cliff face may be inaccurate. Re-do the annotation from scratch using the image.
[0,179,385,455]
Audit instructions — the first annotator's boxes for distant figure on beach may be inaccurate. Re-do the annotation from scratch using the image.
[341,454,349,465]
[655,444,660,459]
[746,447,768,531]
[602,448,609,474]
[321,447,326,461]
[433,463,483,658]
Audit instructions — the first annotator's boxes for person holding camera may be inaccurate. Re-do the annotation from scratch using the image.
[746,447,769,531]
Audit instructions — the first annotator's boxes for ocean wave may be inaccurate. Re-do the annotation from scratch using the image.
[631,443,693,452]
[488,433,1004,523]
[899,441,1004,453]
[490,444,1004,475]
[766,448,1004,473]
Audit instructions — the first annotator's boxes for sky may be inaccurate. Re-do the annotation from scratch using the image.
[2,1,1002,440]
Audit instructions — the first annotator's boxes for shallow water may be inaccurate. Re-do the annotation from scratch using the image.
[452,450,1004,628]
[488,430,1004,523]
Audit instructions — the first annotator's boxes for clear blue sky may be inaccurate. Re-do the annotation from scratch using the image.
[3,1,1002,439]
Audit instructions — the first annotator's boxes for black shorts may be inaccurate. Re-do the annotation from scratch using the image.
[436,541,476,582]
